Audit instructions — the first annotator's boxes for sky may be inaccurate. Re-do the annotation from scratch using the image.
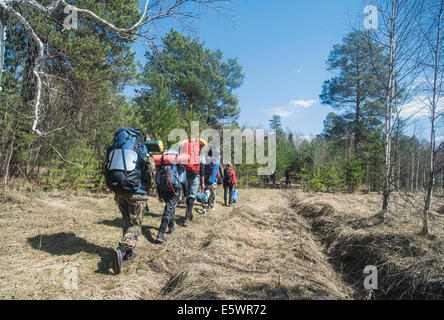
[124,0,373,136]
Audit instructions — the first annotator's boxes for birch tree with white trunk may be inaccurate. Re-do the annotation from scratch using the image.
[0,0,229,140]
[363,0,423,221]
[416,0,444,236]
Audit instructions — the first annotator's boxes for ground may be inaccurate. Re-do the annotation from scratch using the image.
[0,184,442,300]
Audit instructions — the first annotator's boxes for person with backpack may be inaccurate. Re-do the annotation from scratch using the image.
[104,128,155,275]
[181,139,206,226]
[155,153,186,243]
[223,164,237,206]
[271,170,278,186]
[202,147,224,211]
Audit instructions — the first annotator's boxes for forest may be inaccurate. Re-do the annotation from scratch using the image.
[0,0,443,301]
[1,1,443,235]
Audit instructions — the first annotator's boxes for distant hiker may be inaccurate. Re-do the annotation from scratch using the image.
[155,153,186,243]
[271,170,278,185]
[223,164,237,206]
[202,147,223,211]
[104,128,154,275]
[285,170,292,187]
[181,139,207,226]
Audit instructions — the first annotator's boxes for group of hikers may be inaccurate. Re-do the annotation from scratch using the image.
[104,128,238,274]
[264,170,292,187]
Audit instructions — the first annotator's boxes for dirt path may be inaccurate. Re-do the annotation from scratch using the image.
[0,188,353,299]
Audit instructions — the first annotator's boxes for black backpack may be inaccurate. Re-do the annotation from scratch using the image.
[224,167,232,183]
[105,128,148,194]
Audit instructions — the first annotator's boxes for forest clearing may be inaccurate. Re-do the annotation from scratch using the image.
[0,182,442,300]
[1,0,444,304]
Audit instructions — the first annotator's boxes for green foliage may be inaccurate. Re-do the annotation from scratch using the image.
[43,142,106,192]
[270,115,284,137]
[308,168,325,192]
[133,86,184,147]
[320,31,387,155]
[140,29,244,127]
[304,162,344,193]
[345,157,364,192]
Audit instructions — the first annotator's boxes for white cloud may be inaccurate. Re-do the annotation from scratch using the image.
[266,99,318,118]
[267,100,317,118]
[399,96,444,119]
[290,99,317,108]
[268,107,295,118]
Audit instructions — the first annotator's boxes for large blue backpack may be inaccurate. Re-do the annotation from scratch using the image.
[156,154,185,194]
[105,128,148,194]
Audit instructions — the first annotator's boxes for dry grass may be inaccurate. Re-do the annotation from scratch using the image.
[0,184,353,300]
[3,180,440,300]
[290,191,444,300]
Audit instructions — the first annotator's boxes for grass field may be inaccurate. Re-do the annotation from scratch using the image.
[0,183,442,300]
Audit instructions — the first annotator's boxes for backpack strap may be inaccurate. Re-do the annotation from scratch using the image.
[121,148,128,179]
[167,166,177,196]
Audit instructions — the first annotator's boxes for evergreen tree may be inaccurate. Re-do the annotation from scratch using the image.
[140,29,244,127]
[320,31,387,154]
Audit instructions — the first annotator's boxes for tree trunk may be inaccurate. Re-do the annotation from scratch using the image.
[416,144,420,193]
[381,0,397,220]
[3,121,18,193]
[0,17,5,91]
[422,1,443,237]
[411,150,415,193]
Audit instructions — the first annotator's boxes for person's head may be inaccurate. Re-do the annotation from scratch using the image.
[226,163,231,168]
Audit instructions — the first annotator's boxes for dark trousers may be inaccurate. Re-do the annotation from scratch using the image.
[159,190,181,234]
[224,182,234,205]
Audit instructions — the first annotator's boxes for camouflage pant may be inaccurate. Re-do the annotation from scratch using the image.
[204,183,217,207]
[114,193,148,251]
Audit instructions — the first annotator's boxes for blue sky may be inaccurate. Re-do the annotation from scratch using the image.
[125,0,368,136]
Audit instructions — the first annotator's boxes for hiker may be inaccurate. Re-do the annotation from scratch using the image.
[105,129,155,275]
[202,147,223,211]
[285,170,292,187]
[182,139,207,226]
[223,164,237,206]
[155,153,186,243]
[271,170,278,185]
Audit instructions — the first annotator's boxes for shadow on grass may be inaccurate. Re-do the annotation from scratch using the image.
[98,218,160,245]
[226,283,329,300]
[27,232,112,275]
[141,225,161,244]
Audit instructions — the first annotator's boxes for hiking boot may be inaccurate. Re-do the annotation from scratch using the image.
[183,218,190,227]
[123,250,137,262]
[112,246,125,274]
[168,224,176,234]
[156,232,166,243]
